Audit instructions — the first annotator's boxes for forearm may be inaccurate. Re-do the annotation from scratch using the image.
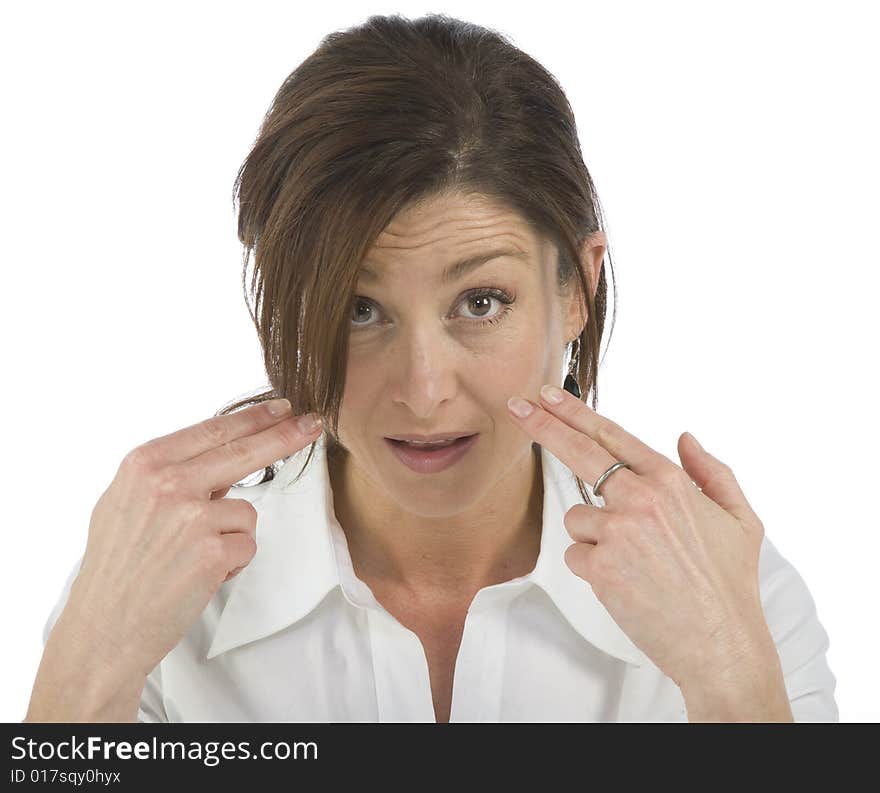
[24,609,147,723]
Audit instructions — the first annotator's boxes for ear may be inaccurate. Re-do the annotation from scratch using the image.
[564,230,607,342]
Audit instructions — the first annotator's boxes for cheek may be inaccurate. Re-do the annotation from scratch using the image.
[465,338,549,401]
[334,359,378,436]
[343,356,386,403]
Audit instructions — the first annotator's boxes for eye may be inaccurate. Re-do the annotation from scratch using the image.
[351,298,378,328]
[457,289,515,326]
[350,288,515,330]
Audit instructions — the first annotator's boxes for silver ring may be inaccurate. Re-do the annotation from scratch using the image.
[593,461,631,498]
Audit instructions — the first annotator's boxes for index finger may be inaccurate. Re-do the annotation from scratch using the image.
[535,384,672,474]
[140,398,298,464]
[508,390,647,503]
[184,408,324,497]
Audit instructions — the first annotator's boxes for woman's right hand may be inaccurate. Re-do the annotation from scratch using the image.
[63,398,324,680]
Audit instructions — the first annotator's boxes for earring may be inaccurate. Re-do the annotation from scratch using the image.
[563,339,581,399]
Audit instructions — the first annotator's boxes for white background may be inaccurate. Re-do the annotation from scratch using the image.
[2,0,877,721]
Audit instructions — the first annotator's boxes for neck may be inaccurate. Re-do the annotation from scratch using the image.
[328,443,544,604]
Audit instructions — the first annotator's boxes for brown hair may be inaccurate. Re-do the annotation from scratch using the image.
[218,12,617,506]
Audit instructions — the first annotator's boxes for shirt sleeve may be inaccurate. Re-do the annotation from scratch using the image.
[41,554,169,723]
[758,534,839,722]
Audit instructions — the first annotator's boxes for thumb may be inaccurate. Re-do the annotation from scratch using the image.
[677,431,763,531]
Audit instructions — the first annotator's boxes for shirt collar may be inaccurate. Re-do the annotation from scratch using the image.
[207,433,647,668]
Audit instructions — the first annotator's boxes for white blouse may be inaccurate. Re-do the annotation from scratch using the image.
[41,433,839,722]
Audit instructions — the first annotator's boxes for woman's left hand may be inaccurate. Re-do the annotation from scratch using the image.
[506,384,778,693]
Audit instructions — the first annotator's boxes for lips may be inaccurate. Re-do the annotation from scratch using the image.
[385,433,479,473]
[385,432,476,444]
[394,438,459,449]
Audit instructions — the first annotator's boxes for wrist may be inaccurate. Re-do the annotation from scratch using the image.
[679,638,792,722]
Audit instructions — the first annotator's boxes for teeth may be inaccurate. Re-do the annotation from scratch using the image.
[403,438,458,448]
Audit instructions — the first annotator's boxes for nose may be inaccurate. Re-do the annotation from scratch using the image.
[387,331,461,418]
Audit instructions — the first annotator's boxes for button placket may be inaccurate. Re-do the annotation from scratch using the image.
[449,582,525,723]
[366,607,436,723]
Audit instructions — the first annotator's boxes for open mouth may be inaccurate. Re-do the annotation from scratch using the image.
[384,434,479,473]
[387,434,475,451]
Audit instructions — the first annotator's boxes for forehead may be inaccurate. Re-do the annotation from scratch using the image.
[359,191,552,283]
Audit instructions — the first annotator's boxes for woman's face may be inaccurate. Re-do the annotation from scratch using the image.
[332,189,604,519]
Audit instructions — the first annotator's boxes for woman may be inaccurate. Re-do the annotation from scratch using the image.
[26,13,837,723]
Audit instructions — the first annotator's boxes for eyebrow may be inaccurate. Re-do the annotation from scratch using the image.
[358,247,529,287]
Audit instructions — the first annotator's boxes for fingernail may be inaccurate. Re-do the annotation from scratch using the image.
[507,396,534,418]
[298,413,323,433]
[267,398,292,416]
[687,431,704,451]
[540,384,565,405]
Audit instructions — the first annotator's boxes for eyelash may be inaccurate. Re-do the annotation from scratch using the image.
[351,288,515,331]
